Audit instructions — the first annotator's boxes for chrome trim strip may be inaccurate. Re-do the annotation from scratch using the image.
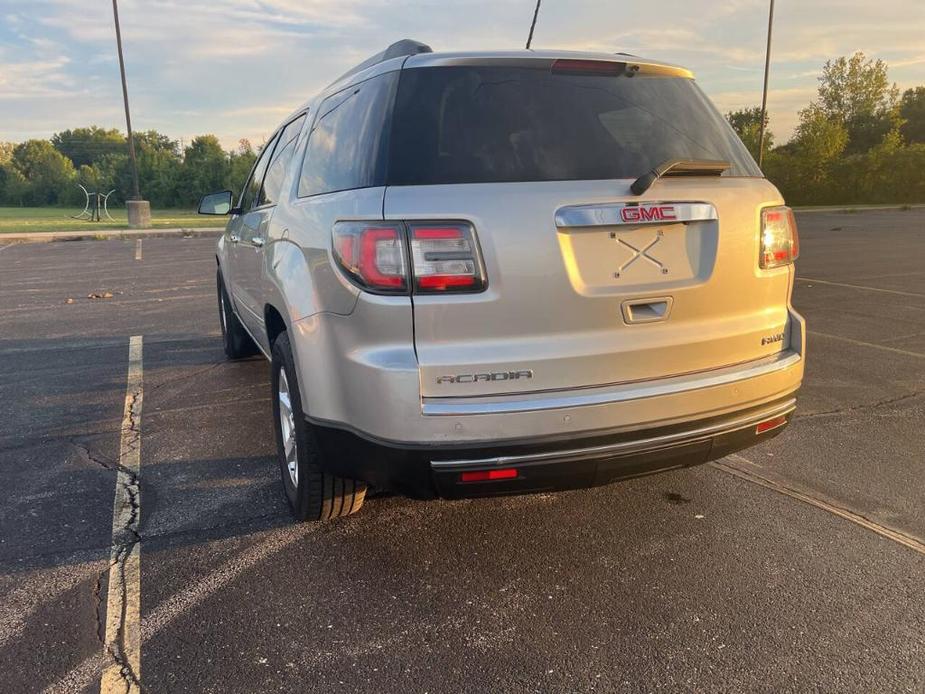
[422,351,801,416]
[431,398,796,470]
[555,202,717,228]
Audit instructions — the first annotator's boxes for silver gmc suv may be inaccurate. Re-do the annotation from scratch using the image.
[199,40,804,522]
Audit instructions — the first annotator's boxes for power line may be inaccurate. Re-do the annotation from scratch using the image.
[525,0,542,50]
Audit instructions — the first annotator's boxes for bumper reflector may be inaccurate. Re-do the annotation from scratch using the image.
[756,415,788,435]
[459,468,519,483]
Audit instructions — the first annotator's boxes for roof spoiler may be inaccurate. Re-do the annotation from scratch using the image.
[332,39,432,86]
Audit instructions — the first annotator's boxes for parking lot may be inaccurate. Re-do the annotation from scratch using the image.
[1,208,923,693]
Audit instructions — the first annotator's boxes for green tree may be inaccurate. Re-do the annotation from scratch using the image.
[725,107,773,162]
[51,126,126,168]
[76,164,107,194]
[227,139,256,197]
[98,130,183,206]
[0,142,14,166]
[766,104,848,205]
[817,52,900,153]
[177,135,229,207]
[899,87,925,144]
[0,162,29,205]
[12,139,77,205]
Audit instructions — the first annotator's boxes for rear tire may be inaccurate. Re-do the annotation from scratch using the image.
[217,269,258,359]
[271,331,367,521]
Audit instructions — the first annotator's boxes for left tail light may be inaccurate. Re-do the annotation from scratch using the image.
[332,222,407,293]
[331,221,486,295]
[760,206,799,269]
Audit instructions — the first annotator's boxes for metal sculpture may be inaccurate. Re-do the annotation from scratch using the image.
[71,185,116,222]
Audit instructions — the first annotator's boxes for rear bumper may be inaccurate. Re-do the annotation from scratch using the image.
[309,394,796,499]
[294,306,805,446]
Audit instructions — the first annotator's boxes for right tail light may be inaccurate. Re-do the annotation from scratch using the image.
[760,206,799,269]
[332,221,486,295]
[408,222,486,294]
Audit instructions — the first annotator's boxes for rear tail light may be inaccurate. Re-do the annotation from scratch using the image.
[760,206,799,269]
[408,222,486,293]
[331,221,486,295]
[332,222,407,293]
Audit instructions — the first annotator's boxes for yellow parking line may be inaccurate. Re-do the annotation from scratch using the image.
[134,239,142,261]
[713,457,925,557]
[101,335,143,693]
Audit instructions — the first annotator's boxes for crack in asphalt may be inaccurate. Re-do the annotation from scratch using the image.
[145,361,225,397]
[794,388,925,421]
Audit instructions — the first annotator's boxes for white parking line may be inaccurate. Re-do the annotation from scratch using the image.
[797,276,925,299]
[809,330,925,359]
[100,335,144,693]
[134,239,142,261]
[713,456,925,557]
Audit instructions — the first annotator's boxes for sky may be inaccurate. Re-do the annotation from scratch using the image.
[1,0,923,150]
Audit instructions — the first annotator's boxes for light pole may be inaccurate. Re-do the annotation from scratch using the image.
[112,0,150,227]
[757,0,774,168]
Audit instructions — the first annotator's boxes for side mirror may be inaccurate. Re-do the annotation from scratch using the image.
[198,190,234,215]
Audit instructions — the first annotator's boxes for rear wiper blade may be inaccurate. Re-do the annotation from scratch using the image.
[630,159,730,196]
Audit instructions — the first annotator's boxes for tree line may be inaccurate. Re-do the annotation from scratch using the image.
[0,130,257,209]
[727,52,925,205]
[1,51,923,209]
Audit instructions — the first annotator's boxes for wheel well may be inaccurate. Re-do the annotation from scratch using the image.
[264,305,287,347]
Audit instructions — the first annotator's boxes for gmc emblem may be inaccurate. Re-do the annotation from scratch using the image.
[620,206,677,223]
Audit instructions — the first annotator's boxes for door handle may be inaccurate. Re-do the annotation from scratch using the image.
[251,237,265,248]
[229,234,239,243]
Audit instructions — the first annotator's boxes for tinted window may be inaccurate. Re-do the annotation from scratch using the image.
[260,114,307,206]
[298,72,398,197]
[388,66,761,186]
[240,131,280,210]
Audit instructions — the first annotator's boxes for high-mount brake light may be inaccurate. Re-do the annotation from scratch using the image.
[551,59,624,76]
[760,206,799,270]
[332,222,407,293]
[408,222,486,294]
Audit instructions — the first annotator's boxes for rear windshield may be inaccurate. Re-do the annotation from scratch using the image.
[387,65,760,186]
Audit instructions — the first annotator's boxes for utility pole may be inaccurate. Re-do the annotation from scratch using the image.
[112,0,150,227]
[757,0,775,168]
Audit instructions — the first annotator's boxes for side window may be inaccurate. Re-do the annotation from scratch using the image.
[298,72,398,197]
[239,131,280,211]
[259,114,307,206]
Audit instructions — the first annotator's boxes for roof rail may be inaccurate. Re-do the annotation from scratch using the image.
[332,39,432,86]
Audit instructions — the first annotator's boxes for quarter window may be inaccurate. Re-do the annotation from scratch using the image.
[240,131,280,211]
[259,114,307,206]
[298,72,398,197]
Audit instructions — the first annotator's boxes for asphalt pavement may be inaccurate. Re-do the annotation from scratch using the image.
[0,208,923,693]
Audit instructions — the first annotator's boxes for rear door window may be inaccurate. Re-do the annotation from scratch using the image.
[298,72,398,197]
[387,65,760,186]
